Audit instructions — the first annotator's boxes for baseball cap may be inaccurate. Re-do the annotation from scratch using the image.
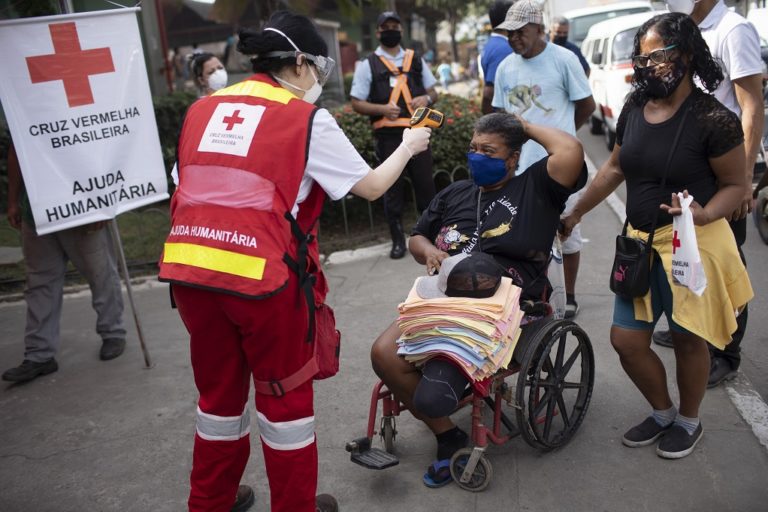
[416,252,503,300]
[496,0,543,32]
[377,11,401,27]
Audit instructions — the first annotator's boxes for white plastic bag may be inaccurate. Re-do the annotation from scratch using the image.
[548,237,566,319]
[670,193,707,296]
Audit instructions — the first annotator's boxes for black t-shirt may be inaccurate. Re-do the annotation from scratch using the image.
[412,157,587,301]
[616,89,743,231]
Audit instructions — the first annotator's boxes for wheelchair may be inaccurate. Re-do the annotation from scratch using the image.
[345,314,594,492]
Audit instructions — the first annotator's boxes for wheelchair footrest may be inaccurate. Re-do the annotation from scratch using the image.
[350,447,399,470]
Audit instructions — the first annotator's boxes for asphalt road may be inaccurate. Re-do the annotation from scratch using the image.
[577,124,768,404]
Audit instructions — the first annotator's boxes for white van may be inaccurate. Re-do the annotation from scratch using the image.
[562,1,655,48]
[581,11,658,150]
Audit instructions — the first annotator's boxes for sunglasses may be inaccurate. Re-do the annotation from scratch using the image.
[632,44,677,69]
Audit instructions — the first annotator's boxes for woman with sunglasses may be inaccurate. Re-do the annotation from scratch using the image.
[160,10,432,512]
[562,12,752,459]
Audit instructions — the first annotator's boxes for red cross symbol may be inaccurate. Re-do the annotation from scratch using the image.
[672,230,681,254]
[26,22,114,108]
[222,110,245,130]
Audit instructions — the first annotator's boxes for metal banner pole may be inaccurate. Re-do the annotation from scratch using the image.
[108,218,153,368]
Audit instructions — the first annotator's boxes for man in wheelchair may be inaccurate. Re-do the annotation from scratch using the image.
[370,113,587,487]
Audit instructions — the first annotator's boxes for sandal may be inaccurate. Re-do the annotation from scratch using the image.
[422,458,452,488]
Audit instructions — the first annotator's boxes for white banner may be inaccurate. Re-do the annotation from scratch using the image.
[0,8,169,235]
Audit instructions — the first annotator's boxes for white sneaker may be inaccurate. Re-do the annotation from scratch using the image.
[564,300,579,319]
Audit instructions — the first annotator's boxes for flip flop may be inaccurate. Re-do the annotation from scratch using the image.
[422,458,452,488]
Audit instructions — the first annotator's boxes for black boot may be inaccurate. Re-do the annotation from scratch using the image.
[389,219,406,259]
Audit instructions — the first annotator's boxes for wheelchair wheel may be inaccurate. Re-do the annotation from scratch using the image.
[515,319,594,451]
[380,415,396,454]
[449,448,493,492]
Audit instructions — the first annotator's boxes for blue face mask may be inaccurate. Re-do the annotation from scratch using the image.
[467,152,509,186]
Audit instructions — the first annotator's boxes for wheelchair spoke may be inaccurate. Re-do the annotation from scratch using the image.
[543,385,558,440]
[562,381,587,389]
[553,331,567,374]
[532,386,554,418]
[560,344,582,376]
[555,393,571,429]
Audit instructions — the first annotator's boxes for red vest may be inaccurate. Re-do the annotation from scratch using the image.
[159,74,326,299]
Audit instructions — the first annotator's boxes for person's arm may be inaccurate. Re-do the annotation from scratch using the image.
[408,233,449,273]
[732,73,764,219]
[563,49,595,130]
[482,84,494,114]
[349,128,431,200]
[576,49,591,78]
[561,142,625,235]
[574,95,596,131]
[661,144,746,225]
[518,117,583,188]
[410,85,437,110]
[351,97,401,119]
[6,142,22,230]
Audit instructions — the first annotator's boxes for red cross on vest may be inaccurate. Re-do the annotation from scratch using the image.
[672,230,681,254]
[25,22,115,108]
[223,110,245,130]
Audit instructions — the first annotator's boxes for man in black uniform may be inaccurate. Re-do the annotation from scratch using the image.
[350,11,439,259]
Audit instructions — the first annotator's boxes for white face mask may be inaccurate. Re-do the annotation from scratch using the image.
[264,27,324,104]
[666,0,700,16]
[272,66,322,104]
[207,69,228,91]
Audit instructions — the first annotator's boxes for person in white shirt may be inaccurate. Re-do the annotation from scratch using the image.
[659,0,764,388]
[493,0,596,320]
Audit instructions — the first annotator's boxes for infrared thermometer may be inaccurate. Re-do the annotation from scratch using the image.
[409,107,445,129]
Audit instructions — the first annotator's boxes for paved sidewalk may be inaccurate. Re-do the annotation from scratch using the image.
[1,197,767,511]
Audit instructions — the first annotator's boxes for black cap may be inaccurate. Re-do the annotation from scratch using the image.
[416,252,503,300]
[377,11,401,27]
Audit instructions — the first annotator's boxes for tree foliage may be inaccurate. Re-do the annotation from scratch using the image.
[416,0,493,59]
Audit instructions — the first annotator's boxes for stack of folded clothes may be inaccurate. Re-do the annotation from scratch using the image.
[396,252,524,381]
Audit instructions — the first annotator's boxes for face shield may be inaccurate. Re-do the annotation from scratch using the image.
[264,50,336,86]
[263,27,336,86]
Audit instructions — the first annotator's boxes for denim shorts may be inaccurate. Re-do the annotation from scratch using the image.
[612,256,692,334]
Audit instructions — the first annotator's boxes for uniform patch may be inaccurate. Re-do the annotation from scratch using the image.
[197,103,265,157]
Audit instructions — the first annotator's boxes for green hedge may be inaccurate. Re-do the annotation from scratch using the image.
[152,91,197,190]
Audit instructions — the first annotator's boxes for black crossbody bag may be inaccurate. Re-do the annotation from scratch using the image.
[609,108,689,299]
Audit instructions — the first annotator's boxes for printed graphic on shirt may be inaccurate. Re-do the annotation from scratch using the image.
[435,224,469,251]
[506,84,553,115]
[479,195,518,240]
[198,103,265,157]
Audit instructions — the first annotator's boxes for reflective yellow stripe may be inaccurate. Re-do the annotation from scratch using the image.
[402,50,414,72]
[212,80,296,104]
[163,243,266,280]
[377,55,400,75]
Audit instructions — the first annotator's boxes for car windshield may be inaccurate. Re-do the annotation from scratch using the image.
[612,28,637,63]
[570,8,650,46]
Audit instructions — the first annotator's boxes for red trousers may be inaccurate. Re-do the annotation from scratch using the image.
[173,276,317,512]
